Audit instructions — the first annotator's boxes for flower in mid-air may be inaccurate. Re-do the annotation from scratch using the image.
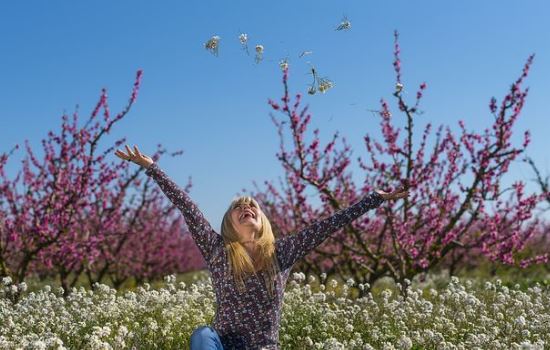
[204,35,221,56]
[336,16,351,31]
[306,65,334,95]
[239,33,249,55]
[255,44,264,64]
[279,58,289,71]
[318,77,334,93]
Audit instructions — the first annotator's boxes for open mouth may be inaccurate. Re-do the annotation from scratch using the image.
[240,210,255,221]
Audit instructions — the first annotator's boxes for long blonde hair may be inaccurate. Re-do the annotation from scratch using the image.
[221,196,280,298]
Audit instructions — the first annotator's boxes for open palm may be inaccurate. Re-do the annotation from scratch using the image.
[114,144,154,169]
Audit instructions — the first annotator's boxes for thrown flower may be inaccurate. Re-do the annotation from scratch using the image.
[335,16,351,31]
[204,35,221,56]
[238,33,249,55]
[299,50,313,58]
[318,77,335,93]
[279,58,289,71]
[307,65,334,95]
[255,44,264,64]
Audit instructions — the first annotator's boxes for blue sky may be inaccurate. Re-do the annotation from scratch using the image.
[1,1,549,230]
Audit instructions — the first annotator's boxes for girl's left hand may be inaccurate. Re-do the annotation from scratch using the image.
[374,187,409,200]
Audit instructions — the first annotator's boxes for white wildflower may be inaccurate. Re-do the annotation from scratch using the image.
[204,35,221,56]
[18,282,28,292]
[335,16,351,31]
[397,335,413,350]
[515,315,526,327]
[292,272,306,283]
[313,292,326,303]
[238,33,249,55]
[255,44,264,64]
[279,58,289,71]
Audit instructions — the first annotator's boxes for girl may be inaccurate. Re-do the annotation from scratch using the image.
[115,145,408,349]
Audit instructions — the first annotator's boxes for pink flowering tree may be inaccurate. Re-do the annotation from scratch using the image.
[253,31,548,293]
[437,156,550,277]
[83,176,206,289]
[0,71,205,295]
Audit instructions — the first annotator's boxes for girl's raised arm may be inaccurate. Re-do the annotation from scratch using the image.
[145,162,222,265]
[275,192,385,271]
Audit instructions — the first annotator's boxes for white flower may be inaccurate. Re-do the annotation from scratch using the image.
[397,335,413,350]
[204,35,221,56]
[346,278,355,287]
[18,282,28,292]
[30,340,47,350]
[318,77,334,93]
[164,274,176,284]
[2,276,12,285]
[313,292,326,303]
[254,45,264,63]
[381,289,392,299]
[515,315,526,327]
[292,272,305,282]
[335,16,352,31]
[279,59,289,71]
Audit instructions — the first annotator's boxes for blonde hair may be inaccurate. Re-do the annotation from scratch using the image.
[221,196,280,298]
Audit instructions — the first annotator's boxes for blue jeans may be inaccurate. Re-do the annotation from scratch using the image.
[190,325,224,350]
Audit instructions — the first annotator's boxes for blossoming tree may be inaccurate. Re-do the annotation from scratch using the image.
[254,31,548,294]
[0,71,205,294]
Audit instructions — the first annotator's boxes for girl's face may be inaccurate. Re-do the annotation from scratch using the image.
[230,201,262,240]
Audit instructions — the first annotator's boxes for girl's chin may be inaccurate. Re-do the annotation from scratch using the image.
[239,219,258,225]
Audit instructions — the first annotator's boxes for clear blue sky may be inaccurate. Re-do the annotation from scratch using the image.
[1,1,549,230]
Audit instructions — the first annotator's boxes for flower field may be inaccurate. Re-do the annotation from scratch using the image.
[1,271,549,350]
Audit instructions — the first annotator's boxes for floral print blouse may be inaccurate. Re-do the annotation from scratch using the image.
[145,162,384,349]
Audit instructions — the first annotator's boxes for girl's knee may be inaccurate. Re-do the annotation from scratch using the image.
[191,325,211,339]
[190,326,219,348]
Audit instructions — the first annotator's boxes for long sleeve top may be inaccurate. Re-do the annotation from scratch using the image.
[145,162,385,349]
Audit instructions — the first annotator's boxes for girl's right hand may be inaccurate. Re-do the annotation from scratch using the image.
[115,144,154,169]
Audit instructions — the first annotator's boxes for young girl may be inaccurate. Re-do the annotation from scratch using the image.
[116,145,408,350]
